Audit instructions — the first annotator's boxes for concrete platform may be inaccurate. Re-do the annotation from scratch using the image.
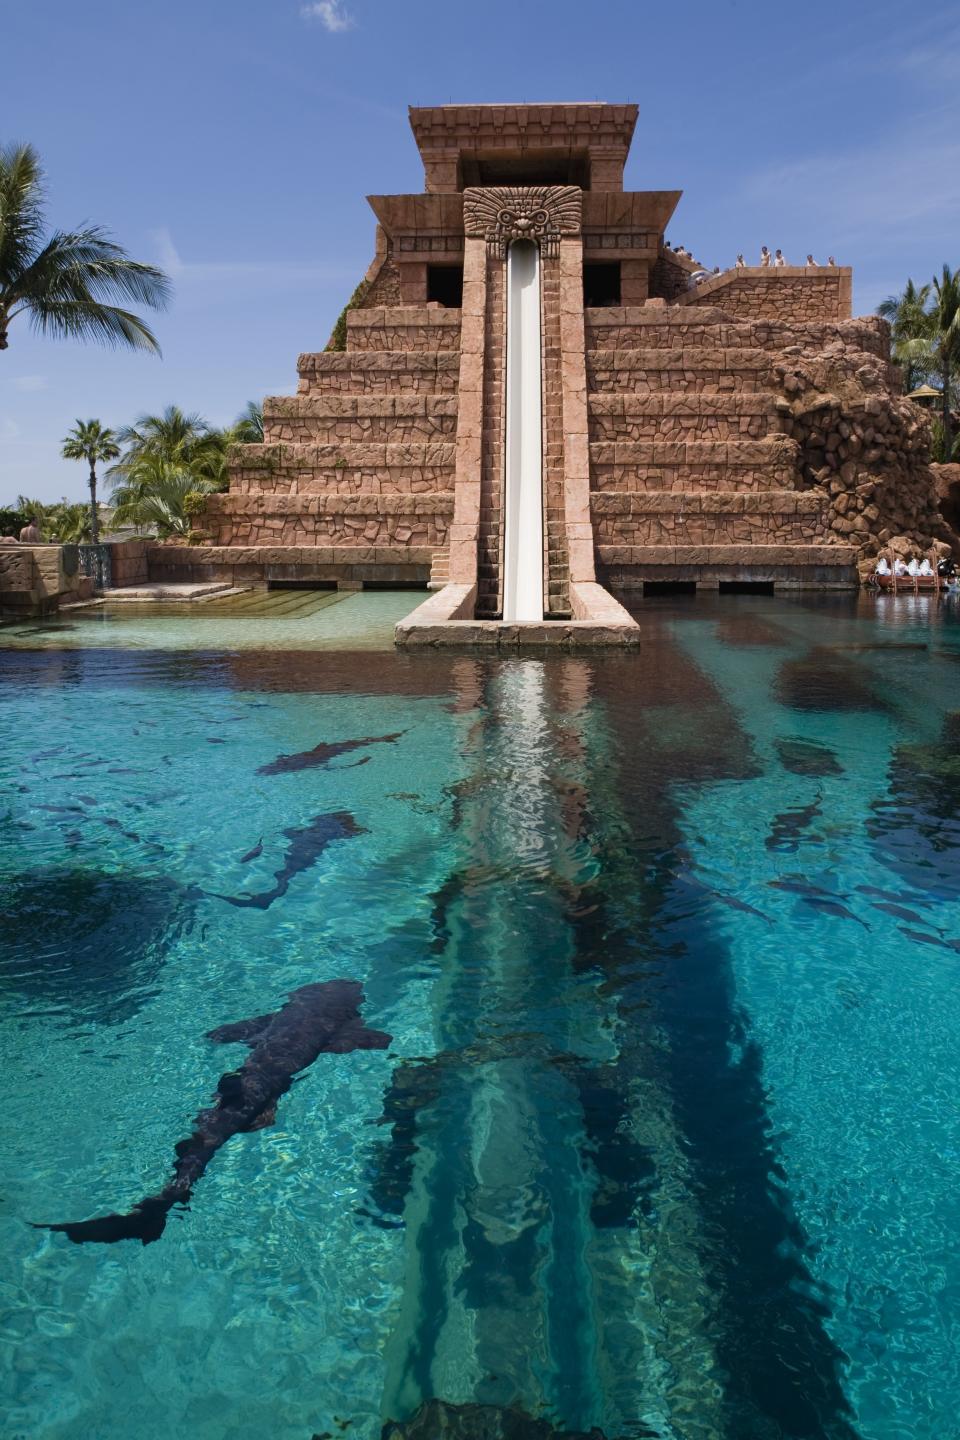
[395,582,641,648]
[105,582,246,602]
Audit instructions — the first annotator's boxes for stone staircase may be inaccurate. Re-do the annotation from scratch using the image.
[202,309,461,578]
[585,306,860,586]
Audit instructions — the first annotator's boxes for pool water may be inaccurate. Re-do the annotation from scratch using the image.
[3,589,960,1440]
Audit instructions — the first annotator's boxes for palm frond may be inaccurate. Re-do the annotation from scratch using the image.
[0,142,45,284]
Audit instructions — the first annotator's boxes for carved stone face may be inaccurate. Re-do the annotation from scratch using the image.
[463,186,582,259]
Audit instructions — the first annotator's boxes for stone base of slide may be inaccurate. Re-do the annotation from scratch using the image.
[394,581,640,648]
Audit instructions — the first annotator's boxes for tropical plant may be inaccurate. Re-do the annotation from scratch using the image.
[879,266,960,461]
[0,142,170,354]
[61,418,119,543]
[108,455,216,538]
[110,404,228,488]
[44,500,94,543]
[0,504,30,537]
[878,279,933,392]
[928,265,960,465]
[227,400,264,446]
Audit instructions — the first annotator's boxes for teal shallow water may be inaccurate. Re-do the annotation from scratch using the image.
[3,590,960,1439]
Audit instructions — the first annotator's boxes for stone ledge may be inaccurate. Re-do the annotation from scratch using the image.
[148,544,435,568]
[596,543,858,567]
[264,395,459,418]
[590,437,796,466]
[231,441,457,468]
[347,307,462,329]
[206,492,455,516]
[590,490,823,515]
[395,581,640,648]
[589,392,779,417]
[298,351,461,374]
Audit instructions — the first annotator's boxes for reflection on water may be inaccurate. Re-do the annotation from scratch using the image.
[3,592,960,1439]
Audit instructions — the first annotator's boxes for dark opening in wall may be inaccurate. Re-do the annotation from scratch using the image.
[267,579,338,591]
[362,580,429,591]
[427,265,464,308]
[642,580,697,596]
[718,580,775,595]
[583,262,621,308]
[459,150,592,190]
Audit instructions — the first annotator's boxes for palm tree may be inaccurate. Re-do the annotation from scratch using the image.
[878,278,933,393]
[111,404,223,479]
[45,500,93,543]
[228,400,264,445]
[928,265,960,464]
[108,455,216,538]
[0,142,170,354]
[61,418,119,543]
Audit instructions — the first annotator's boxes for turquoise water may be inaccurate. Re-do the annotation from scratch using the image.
[3,589,960,1438]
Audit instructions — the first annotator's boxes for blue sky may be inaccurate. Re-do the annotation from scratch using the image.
[2,0,958,504]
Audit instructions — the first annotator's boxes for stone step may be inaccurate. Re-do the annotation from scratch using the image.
[199,491,453,549]
[587,348,773,395]
[297,350,461,396]
[585,308,888,358]
[590,436,800,492]
[596,542,859,585]
[346,306,461,353]
[229,441,455,498]
[263,394,458,444]
[589,392,787,442]
[591,490,828,546]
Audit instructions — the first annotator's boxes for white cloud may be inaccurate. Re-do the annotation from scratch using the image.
[10,375,47,393]
[301,0,354,32]
[0,417,21,441]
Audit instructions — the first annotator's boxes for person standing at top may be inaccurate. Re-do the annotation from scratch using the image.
[19,516,42,544]
[806,254,819,267]
[774,249,787,267]
[827,256,837,266]
[735,253,746,268]
[760,246,771,267]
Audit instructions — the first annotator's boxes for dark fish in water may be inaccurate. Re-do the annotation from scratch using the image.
[897,927,960,953]
[257,732,404,776]
[765,795,823,852]
[800,896,870,929]
[768,875,846,900]
[870,901,940,930]
[669,868,772,923]
[206,738,226,745]
[775,738,844,778]
[239,837,263,863]
[35,980,391,1246]
[212,811,364,910]
[37,803,84,814]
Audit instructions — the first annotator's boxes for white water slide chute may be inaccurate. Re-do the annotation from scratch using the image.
[502,240,544,622]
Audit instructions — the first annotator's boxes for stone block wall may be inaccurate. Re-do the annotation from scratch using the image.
[109,539,148,587]
[682,267,852,323]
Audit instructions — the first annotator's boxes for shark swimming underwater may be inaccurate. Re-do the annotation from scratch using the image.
[36,980,391,1246]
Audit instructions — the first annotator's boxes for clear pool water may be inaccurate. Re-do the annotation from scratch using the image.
[3,588,960,1439]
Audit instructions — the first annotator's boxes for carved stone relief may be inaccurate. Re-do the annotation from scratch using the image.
[462,186,582,259]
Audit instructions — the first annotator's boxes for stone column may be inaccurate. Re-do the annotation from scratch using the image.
[447,235,486,587]
[559,236,596,583]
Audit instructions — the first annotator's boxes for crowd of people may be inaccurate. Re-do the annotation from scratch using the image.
[664,243,839,288]
[872,552,958,587]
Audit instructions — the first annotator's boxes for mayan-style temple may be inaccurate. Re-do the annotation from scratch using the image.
[169,102,946,643]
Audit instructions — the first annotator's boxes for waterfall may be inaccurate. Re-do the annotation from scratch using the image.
[502,240,544,622]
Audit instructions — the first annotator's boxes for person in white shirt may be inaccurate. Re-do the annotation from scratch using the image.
[806,254,819,267]
[827,256,837,266]
[760,247,771,267]
[774,249,787,267]
[906,556,920,577]
[893,557,909,577]
[735,254,746,268]
[874,555,891,577]
[918,557,933,577]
